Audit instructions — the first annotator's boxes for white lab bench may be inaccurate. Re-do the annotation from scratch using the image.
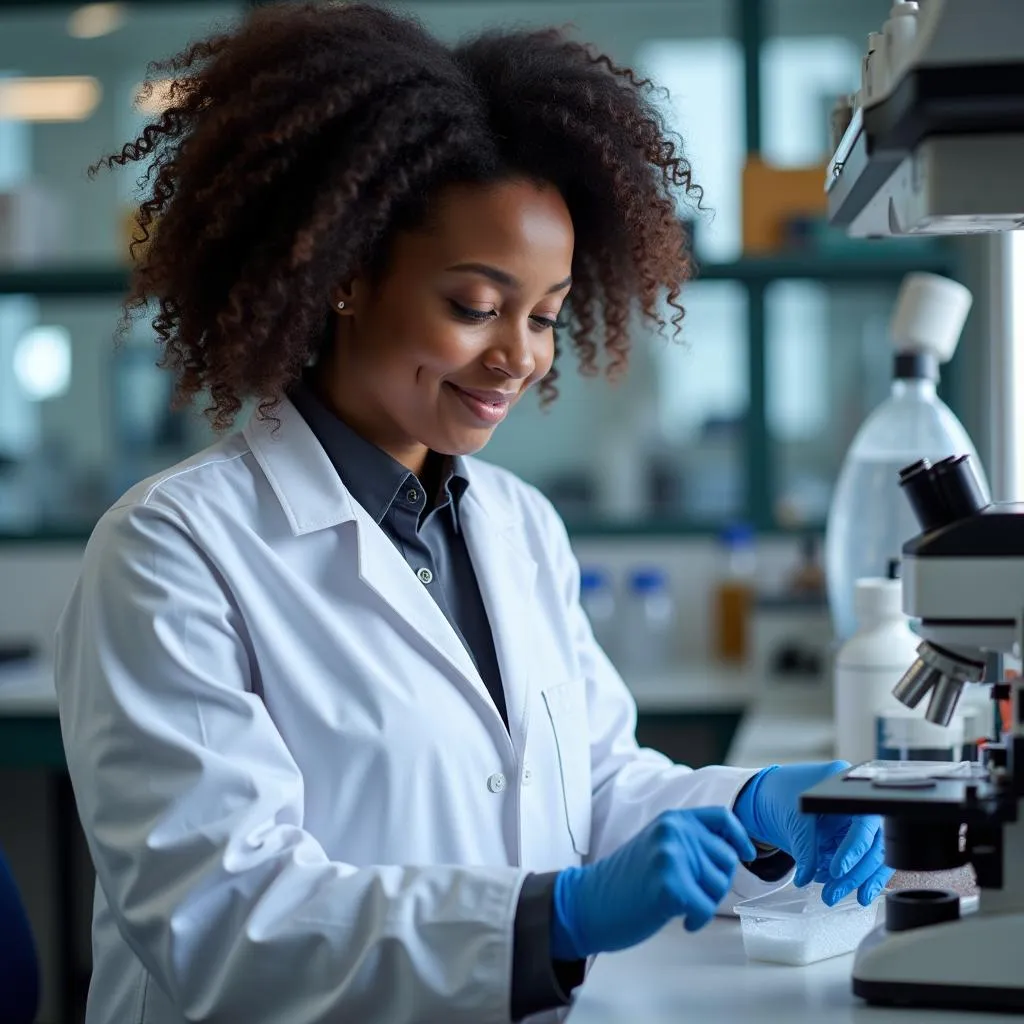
[567,913,1012,1023]
[567,678,1008,1023]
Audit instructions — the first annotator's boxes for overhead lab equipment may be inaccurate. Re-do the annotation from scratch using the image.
[827,0,1024,237]
[802,454,1024,1012]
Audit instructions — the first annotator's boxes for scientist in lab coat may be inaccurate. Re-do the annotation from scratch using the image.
[55,5,892,1023]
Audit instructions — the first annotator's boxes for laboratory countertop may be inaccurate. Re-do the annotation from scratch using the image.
[568,915,1010,1023]
[0,659,58,715]
[727,683,834,767]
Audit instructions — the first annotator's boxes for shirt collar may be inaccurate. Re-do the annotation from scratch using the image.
[288,379,469,527]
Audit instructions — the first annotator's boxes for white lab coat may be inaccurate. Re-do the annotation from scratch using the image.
[55,397,787,1024]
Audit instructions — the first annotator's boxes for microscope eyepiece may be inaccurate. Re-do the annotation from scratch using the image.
[898,459,949,532]
[898,454,986,533]
[932,454,987,522]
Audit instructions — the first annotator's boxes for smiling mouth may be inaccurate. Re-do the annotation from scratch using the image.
[445,382,513,426]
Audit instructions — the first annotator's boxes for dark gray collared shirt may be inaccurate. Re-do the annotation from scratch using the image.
[289,382,579,1020]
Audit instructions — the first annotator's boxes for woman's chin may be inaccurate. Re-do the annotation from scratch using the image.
[431,425,498,458]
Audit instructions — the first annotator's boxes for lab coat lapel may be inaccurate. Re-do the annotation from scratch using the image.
[245,399,493,717]
[351,505,487,701]
[459,486,538,753]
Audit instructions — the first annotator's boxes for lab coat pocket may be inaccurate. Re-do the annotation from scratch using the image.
[542,682,592,857]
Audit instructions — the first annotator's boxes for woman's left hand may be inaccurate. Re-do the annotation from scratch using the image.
[734,761,894,907]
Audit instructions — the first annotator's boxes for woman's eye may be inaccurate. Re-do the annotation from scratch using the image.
[530,315,567,331]
[449,300,496,323]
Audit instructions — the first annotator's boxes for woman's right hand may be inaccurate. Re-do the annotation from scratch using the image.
[550,807,757,960]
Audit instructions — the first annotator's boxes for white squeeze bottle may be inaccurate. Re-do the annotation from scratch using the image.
[834,571,923,765]
[825,273,989,642]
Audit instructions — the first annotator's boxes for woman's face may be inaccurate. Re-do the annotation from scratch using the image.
[320,177,574,473]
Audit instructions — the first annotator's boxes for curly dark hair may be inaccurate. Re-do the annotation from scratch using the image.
[94,1,699,430]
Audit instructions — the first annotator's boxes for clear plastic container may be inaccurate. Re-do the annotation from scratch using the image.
[579,568,617,661]
[618,568,674,674]
[735,884,880,966]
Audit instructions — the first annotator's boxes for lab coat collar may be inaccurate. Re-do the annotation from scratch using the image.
[242,397,515,538]
[286,380,470,530]
[243,396,360,535]
[244,397,535,745]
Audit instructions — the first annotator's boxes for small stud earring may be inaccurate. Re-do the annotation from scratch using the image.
[337,300,346,310]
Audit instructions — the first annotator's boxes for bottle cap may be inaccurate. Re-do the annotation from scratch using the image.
[720,523,755,549]
[890,273,973,364]
[854,576,905,623]
[580,569,610,593]
[629,569,668,593]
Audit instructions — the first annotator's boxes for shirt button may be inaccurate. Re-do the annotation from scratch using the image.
[417,567,433,585]
[406,488,420,503]
[521,768,533,787]
[487,772,506,794]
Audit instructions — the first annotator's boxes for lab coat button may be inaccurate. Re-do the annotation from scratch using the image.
[487,772,506,793]
[417,567,433,585]
[521,768,533,786]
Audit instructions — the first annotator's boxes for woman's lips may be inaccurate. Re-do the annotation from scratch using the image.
[445,383,514,425]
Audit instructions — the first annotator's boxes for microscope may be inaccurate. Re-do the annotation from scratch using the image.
[807,0,1024,1010]
[802,453,1024,1012]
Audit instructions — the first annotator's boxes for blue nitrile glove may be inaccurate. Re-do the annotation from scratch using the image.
[550,807,757,960]
[733,761,894,908]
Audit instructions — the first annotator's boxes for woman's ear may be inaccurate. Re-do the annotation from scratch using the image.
[331,287,355,316]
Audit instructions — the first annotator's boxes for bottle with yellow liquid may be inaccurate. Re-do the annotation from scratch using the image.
[713,524,756,664]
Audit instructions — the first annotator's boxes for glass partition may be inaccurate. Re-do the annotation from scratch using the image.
[766,280,899,527]
[0,294,227,533]
[762,0,893,166]
[485,281,749,526]
[0,281,748,535]
[0,3,244,268]
[0,0,967,538]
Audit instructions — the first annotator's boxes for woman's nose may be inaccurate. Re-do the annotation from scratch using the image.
[484,321,541,381]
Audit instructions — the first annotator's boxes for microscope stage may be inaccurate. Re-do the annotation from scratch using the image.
[800,767,1005,823]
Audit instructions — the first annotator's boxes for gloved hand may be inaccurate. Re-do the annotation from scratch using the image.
[550,807,757,961]
[733,761,893,908]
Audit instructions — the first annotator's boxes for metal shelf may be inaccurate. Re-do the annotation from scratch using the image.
[0,519,825,545]
[0,267,131,296]
[698,248,956,282]
[0,248,956,297]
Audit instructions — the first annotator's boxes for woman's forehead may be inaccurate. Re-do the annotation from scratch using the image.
[398,179,575,279]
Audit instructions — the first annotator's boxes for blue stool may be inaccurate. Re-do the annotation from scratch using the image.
[0,847,40,1024]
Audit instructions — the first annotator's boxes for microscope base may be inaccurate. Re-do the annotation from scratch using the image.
[853,911,1024,1015]
[856,978,1024,1013]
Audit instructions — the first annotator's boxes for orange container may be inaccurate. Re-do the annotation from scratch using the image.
[714,579,754,663]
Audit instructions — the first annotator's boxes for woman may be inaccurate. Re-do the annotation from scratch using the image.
[55,4,891,1023]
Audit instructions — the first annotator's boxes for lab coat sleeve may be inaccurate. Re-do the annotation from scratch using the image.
[54,503,525,1024]
[532,495,792,909]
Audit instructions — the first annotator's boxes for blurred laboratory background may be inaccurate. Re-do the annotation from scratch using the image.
[0,1,1016,1021]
